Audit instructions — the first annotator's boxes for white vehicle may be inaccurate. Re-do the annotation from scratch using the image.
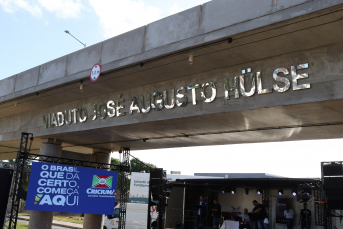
[104,203,154,229]
[104,205,120,229]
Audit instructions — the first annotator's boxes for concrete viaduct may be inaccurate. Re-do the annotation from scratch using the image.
[2,0,343,228]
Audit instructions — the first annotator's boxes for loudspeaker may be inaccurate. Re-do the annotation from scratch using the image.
[0,169,13,227]
[323,177,343,209]
[324,190,343,200]
[323,177,343,189]
[323,163,343,176]
[327,199,343,210]
[150,168,163,201]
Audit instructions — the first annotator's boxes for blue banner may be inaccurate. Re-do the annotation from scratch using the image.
[25,162,118,215]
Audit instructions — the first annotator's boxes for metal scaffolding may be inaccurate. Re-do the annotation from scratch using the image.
[2,132,127,229]
[314,189,324,226]
[3,132,32,229]
[119,148,130,229]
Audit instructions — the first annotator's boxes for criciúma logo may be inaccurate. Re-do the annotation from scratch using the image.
[92,175,113,188]
[87,175,116,195]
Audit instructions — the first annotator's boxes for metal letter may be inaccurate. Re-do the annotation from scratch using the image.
[64,110,72,125]
[292,63,310,90]
[257,71,272,95]
[79,107,88,123]
[90,104,97,120]
[57,112,65,126]
[224,77,239,100]
[140,94,151,113]
[130,97,141,114]
[98,103,107,119]
[51,113,58,127]
[201,82,216,103]
[273,68,290,92]
[240,73,256,97]
[107,100,116,117]
[42,114,50,128]
[176,87,188,107]
[187,84,200,105]
[116,94,126,117]
[71,108,78,124]
[151,92,164,111]
[163,89,175,109]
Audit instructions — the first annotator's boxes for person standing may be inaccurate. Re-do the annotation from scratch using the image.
[212,199,221,228]
[284,204,294,229]
[298,203,311,229]
[252,200,267,229]
[196,196,207,228]
[239,208,251,229]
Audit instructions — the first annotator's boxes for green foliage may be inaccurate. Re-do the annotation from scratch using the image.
[5,222,28,229]
[22,172,30,191]
[130,158,156,173]
[111,158,120,166]
[9,159,30,191]
[111,157,157,194]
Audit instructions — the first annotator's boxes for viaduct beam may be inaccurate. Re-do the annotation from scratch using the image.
[2,0,343,158]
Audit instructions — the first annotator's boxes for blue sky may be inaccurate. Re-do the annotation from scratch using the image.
[0,0,209,79]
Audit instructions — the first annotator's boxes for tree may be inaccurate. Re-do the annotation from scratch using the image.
[111,157,157,193]
[110,157,157,174]
[130,158,156,173]
[9,159,30,192]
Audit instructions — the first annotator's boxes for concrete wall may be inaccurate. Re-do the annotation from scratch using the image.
[1,0,343,103]
[218,189,322,229]
[2,39,343,143]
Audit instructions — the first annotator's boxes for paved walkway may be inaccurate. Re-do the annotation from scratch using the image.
[18,215,83,229]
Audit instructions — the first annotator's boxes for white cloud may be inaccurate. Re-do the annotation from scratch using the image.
[37,0,83,18]
[0,0,42,17]
[169,3,181,15]
[88,0,162,38]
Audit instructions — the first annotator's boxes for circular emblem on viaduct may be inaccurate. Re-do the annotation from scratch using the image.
[90,63,101,82]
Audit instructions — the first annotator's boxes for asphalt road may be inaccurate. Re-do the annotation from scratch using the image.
[17,204,153,229]
[105,203,156,229]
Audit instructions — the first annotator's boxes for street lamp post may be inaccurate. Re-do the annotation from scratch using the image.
[64,30,86,48]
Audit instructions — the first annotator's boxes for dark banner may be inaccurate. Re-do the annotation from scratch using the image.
[0,169,13,227]
[26,162,118,215]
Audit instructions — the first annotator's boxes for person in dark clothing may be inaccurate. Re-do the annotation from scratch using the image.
[212,199,221,228]
[298,203,311,229]
[251,200,267,229]
[196,196,207,228]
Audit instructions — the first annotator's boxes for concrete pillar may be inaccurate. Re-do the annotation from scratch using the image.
[83,148,111,229]
[28,138,62,229]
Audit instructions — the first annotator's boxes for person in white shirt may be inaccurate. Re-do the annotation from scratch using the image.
[284,204,294,229]
[239,208,251,229]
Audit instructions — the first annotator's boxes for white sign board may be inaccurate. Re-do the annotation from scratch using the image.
[90,64,101,82]
[129,172,150,204]
[171,171,181,175]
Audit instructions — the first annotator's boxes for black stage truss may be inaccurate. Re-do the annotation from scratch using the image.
[2,132,130,229]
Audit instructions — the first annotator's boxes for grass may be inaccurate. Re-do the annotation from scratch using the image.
[18,213,84,225]
[16,222,29,229]
[53,216,84,225]
[5,222,28,229]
